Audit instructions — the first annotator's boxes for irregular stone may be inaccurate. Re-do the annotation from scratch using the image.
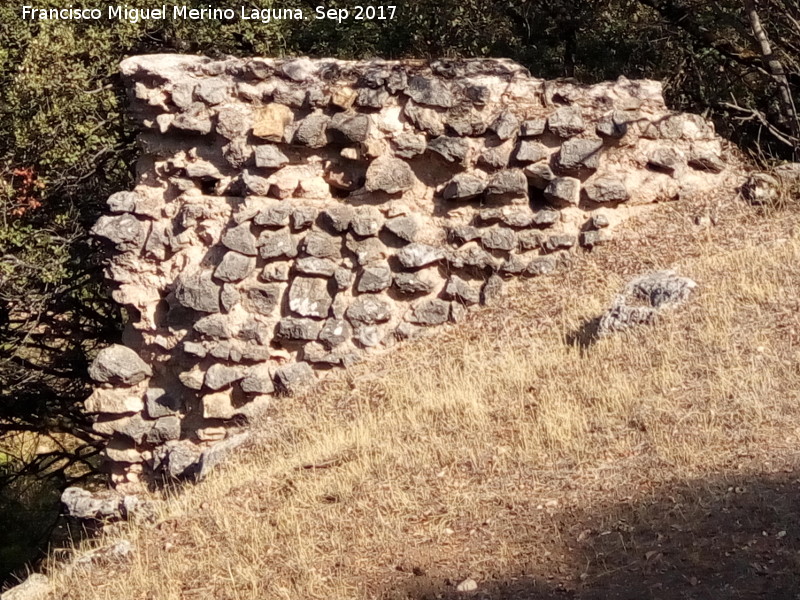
[274,362,315,394]
[204,364,245,391]
[319,319,352,348]
[533,209,560,226]
[384,215,419,242]
[516,140,550,164]
[356,87,390,108]
[294,256,336,277]
[261,262,291,282]
[456,579,478,593]
[547,106,585,137]
[518,230,544,251]
[152,441,201,480]
[596,110,630,139]
[598,270,697,335]
[107,191,137,213]
[214,252,255,283]
[2,575,52,600]
[276,317,324,341]
[95,414,152,444]
[428,136,469,163]
[443,173,486,201]
[524,255,558,276]
[303,231,341,259]
[196,79,229,105]
[481,226,517,251]
[84,388,144,415]
[365,156,416,194]
[543,234,577,252]
[146,416,181,444]
[242,169,273,196]
[479,137,515,169]
[254,145,290,169]
[223,139,253,168]
[406,76,455,108]
[393,271,438,295]
[178,367,205,391]
[145,387,181,418]
[741,173,779,205]
[105,439,143,463]
[346,295,393,325]
[215,103,250,138]
[289,277,333,318]
[221,284,240,312]
[173,103,213,134]
[244,284,283,316]
[321,205,355,232]
[221,222,258,256]
[544,176,581,206]
[481,273,504,305]
[346,235,389,265]
[241,365,275,394]
[648,147,684,173]
[354,324,383,347]
[688,148,725,173]
[446,104,491,136]
[61,487,124,521]
[407,299,451,325]
[521,118,546,137]
[491,111,521,140]
[358,263,393,293]
[281,57,316,81]
[500,254,529,275]
[328,112,370,143]
[290,206,317,231]
[334,267,355,291]
[581,229,614,248]
[194,313,235,339]
[444,275,481,305]
[485,169,528,199]
[293,113,330,148]
[351,206,385,237]
[92,214,146,251]
[557,138,604,171]
[590,214,610,229]
[253,104,293,142]
[397,243,445,268]
[449,243,502,270]
[393,132,427,158]
[404,101,445,136]
[202,390,235,419]
[258,230,299,259]
[480,206,534,228]
[584,176,629,203]
[89,345,152,385]
[449,225,482,244]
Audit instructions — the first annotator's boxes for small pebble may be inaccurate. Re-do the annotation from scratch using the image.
[456,578,478,592]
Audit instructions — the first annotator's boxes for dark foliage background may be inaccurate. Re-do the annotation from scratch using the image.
[0,0,797,585]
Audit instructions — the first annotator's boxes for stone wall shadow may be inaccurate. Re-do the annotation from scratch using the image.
[386,472,800,599]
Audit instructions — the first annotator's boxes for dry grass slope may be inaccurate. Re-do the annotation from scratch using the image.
[45,188,800,599]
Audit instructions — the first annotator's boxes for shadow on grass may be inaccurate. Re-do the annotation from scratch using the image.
[565,316,603,353]
[386,472,800,599]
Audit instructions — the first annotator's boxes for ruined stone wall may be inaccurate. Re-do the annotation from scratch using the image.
[88,54,734,489]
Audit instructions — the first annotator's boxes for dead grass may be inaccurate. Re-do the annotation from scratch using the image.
[44,190,800,600]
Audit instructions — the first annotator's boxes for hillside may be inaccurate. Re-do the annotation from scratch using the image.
[17,179,800,600]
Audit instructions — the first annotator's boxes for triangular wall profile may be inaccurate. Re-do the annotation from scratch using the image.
[88,54,737,489]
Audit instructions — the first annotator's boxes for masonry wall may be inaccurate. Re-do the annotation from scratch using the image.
[88,54,733,489]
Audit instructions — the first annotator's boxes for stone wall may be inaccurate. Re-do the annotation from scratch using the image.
[88,54,734,489]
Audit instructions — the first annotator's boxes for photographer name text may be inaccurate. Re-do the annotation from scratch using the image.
[21,5,397,24]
